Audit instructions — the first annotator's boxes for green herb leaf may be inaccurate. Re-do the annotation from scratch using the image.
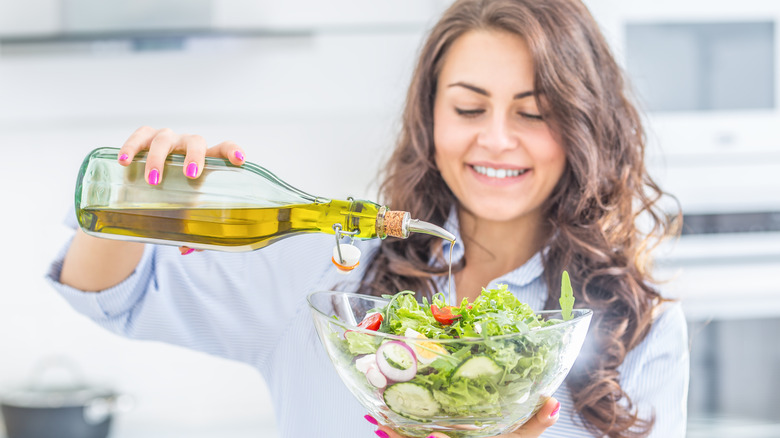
[559,270,574,321]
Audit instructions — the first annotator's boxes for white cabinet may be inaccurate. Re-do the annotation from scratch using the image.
[0,0,60,36]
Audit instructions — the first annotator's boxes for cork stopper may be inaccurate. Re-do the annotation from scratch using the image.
[383,210,409,239]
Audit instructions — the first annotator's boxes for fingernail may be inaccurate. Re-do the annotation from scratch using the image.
[181,248,195,256]
[148,168,160,185]
[364,414,378,425]
[374,431,389,438]
[119,153,129,161]
[550,402,561,418]
[234,150,244,162]
[186,162,198,178]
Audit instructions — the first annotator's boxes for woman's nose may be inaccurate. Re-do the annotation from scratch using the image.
[477,115,517,152]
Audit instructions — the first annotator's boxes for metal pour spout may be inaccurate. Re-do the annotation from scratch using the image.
[407,218,456,242]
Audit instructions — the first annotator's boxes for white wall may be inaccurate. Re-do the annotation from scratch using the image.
[0,8,443,434]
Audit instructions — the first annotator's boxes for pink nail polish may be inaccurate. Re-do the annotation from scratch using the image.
[148,168,160,185]
[550,402,561,418]
[234,150,244,162]
[374,431,389,438]
[119,153,129,161]
[181,248,195,255]
[364,414,378,425]
[186,162,198,178]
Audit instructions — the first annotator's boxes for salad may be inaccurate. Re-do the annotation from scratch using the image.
[331,274,575,422]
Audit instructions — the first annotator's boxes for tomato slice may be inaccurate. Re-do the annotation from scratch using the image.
[431,304,461,325]
[357,312,383,331]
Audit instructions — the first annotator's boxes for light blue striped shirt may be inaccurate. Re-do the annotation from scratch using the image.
[47,214,688,437]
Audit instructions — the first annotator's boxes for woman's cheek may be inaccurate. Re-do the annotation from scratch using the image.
[435,119,473,155]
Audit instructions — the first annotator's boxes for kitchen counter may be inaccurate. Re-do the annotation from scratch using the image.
[688,415,780,438]
[112,424,279,438]
[0,418,279,438]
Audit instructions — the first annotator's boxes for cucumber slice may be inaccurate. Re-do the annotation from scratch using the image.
[376,341,417,382]
[452,356,502,381]
[380,342,415,370]
[383,382,441,420]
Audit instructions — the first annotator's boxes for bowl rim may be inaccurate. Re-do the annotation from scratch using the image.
[307,290,593,343]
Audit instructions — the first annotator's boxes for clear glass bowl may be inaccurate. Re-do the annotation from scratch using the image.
[308,291,593,438]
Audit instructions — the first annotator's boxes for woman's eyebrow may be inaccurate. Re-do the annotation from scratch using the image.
[513,90,535,99]
[447,82,535,99]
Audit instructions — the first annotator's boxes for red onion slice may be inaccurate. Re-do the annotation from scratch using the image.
[375,341,417,382]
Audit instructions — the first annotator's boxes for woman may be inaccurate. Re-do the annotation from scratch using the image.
[50,0,688,437]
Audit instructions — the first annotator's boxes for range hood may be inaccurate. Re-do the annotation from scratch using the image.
[0,0,448,46]
[62,0,212,33]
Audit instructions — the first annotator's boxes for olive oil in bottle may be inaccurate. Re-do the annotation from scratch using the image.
[75,148,455,252]
[80,200,388,251]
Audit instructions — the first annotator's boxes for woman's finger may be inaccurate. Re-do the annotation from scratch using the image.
[180,134,208,179]
[508,397,560,437]
[118,125,158,166]
[373,426,403,438]
[207,140,245,166]
[145,128,180,185]
[179,246,203,255]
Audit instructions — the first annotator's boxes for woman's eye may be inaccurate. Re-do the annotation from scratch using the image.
[518,112,544,121]
[455,108,485,118]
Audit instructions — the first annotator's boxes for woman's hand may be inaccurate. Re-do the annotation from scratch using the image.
[118,126,246,184]
[119,126,247,255]
[368,397,560,438]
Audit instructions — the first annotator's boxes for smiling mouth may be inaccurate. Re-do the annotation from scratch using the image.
[471,165,529,179]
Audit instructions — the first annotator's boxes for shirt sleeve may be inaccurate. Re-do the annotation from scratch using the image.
[46,208,156,322]
[46,234,155,323]
[46,227,336,370]
[619,302,690,438]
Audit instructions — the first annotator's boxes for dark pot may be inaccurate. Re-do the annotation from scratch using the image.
[0,384,124,438]
[1,358,131,438]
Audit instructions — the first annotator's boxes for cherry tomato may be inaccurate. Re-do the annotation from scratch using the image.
[431,304,462,325]
[357,312,383,331]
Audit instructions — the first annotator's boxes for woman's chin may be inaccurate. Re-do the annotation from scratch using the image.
[460,202,537,225]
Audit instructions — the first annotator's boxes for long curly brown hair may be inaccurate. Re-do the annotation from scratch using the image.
[358,0,680,436]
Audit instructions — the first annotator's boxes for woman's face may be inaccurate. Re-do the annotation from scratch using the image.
[433,30,566,225]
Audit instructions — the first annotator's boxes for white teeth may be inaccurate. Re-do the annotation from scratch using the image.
[473,165,526,178]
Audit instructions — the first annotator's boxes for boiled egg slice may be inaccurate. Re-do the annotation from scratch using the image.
[404,328,448,364]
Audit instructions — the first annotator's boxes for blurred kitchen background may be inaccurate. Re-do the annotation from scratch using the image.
[0,0,778,437]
